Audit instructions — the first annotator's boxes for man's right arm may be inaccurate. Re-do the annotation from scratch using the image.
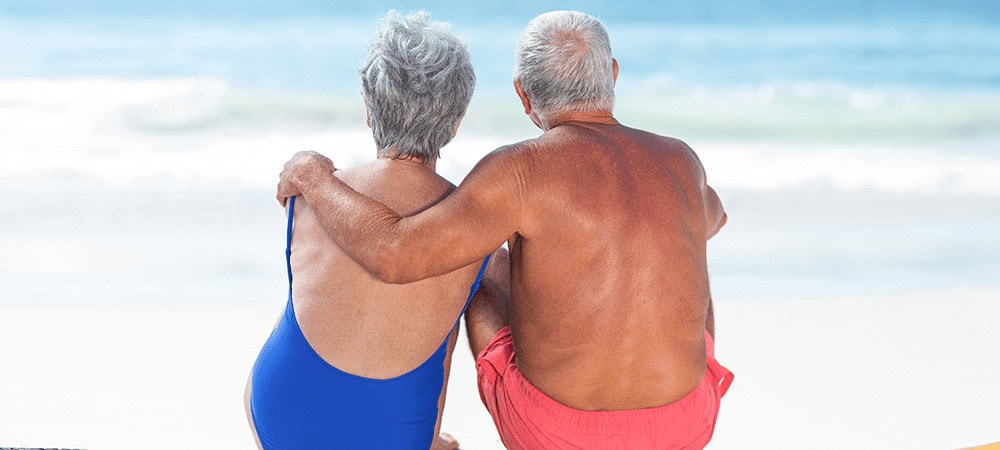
[706,185,727,240]
[681,140,726,240]
[277,148,527,284]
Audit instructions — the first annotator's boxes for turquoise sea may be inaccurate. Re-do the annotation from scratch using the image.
[1,0,997,306]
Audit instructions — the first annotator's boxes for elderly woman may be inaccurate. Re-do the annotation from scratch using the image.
[245,12,495,449]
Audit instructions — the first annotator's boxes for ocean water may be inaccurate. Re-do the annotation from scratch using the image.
[1,0,997,306]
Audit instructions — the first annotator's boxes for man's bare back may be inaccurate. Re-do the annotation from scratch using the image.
[500,121,724,410]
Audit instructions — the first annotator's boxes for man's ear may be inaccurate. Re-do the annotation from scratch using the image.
[514,79,532,115]
[612,58,619,86]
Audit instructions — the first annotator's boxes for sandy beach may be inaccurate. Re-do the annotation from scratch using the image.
[1,286,997,449]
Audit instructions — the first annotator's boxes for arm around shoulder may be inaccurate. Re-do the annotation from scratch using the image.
[281,154,416,282]
[381,147,525,281]
[280,147,526,284]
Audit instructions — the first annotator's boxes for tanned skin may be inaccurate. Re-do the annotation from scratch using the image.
[277,63,726,411]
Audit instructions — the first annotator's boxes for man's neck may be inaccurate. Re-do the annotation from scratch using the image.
[538,109,618,131]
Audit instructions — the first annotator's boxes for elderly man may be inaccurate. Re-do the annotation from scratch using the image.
[278,10,733,449]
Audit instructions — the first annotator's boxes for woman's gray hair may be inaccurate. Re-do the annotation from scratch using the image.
[513,11,615,119]
[360,11,475,160]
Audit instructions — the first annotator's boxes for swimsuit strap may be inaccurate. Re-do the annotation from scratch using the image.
[285,196,296,286]
[448,253,492,335]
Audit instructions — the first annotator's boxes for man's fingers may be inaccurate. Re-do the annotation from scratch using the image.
[296,150,335,172]
[293,150,322,159]
[280,150,334,176]
[276,177,301,206]
[276,167,288,206]
[276,150,333,208]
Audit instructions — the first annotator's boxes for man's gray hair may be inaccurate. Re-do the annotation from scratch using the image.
[360,11,475,160]
[513,11,615,119]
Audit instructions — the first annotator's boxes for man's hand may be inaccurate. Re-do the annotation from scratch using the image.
[276,150,336,206]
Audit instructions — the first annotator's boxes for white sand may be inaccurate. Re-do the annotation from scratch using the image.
[0,286,997,449]
[711,286,1000,449]
[0,305,503,449]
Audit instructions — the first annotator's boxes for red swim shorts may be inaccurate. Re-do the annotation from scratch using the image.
[476,327,733,449]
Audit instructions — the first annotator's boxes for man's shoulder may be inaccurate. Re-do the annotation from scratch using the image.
[618,124,692,150]
[480,136,547,164]
[499,135,546,152]
[490,125,694,161]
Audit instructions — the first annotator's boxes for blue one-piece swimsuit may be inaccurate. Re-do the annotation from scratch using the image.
[250,196,490,449]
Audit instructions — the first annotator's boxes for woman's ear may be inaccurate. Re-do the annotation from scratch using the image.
[363,97,371,128]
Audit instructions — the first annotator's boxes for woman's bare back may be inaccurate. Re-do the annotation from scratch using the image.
[290,159,484,378]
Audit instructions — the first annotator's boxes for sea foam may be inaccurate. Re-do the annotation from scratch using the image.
[2,78,997,197]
